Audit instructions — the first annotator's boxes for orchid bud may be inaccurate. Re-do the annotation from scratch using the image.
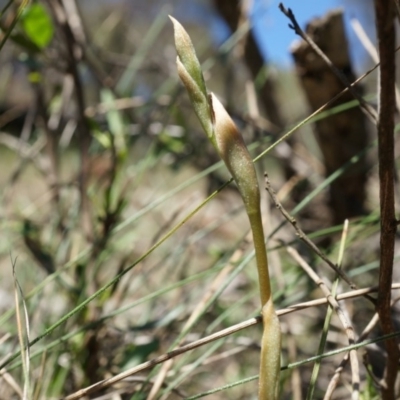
[171,16,259,214]
[210,93,260,215]
[170,16,214,145]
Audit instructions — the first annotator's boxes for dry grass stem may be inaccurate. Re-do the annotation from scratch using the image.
[62,283,400,400]
[325,295,400,399]
[148,243,245,399]
[13,261,31,400]
[287,246,359,399]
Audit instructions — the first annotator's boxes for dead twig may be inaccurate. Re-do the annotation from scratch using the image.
[372,2,398,398]
[279,3,377,123]
[287,246,359,400]
[264,174,357,290]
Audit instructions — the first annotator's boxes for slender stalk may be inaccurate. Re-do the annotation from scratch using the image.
[249,210,281,398]
[248,210,271,305]
[259,301,281,399]
[373,1,398,399]
[211,90,281,400]
[171,18,281,399]
[214,94,281,398]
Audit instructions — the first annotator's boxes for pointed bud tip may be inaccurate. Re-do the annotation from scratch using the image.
[210,92,242,146]
[169,15,183,32]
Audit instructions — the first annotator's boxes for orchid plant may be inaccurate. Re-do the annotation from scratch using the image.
[171,17,281,399]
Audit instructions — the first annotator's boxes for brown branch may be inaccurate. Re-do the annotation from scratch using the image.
[373,1,399,399]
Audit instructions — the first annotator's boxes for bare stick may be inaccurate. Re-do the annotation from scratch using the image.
[373,2,398,399]
[264,174,357,290]
[279,3,377,123]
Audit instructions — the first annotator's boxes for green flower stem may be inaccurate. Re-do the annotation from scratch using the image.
[248,211,270,304]
[248,199,281,399]
[210,91,281,399]
[260,297,281,399]
[172,17,281,399]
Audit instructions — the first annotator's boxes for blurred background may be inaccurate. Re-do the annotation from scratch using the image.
[0,1,394,399]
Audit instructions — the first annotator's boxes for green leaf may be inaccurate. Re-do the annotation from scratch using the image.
[21,4,54,49]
